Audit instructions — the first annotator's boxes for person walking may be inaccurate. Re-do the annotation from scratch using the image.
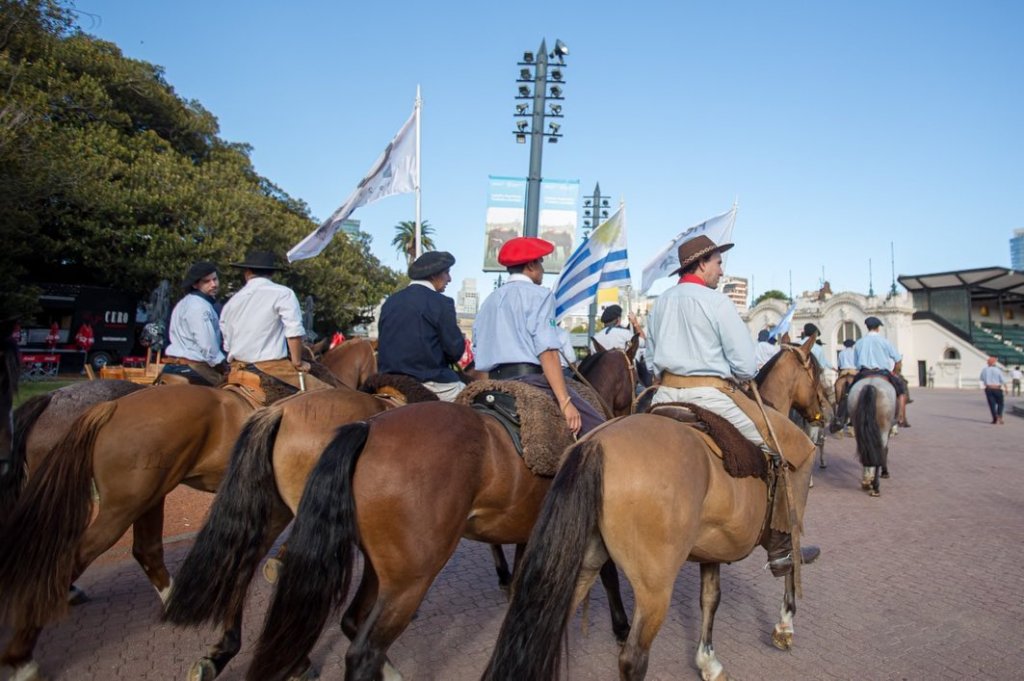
[1011,365,1022,397]
[980,357,1006,424]
[377,250,466,401]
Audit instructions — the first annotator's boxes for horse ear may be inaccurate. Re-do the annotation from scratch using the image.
[798,334,816,356]
[591,336,607,353]
[626,333,640,361]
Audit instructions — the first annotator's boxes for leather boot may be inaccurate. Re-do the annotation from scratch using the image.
[765,529,821,577]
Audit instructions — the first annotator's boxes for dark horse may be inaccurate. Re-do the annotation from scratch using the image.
[482,341,828,681]
[0,329,20,509]
[576,342,639,418]
[0,380,401,681]
[165,396,628,681]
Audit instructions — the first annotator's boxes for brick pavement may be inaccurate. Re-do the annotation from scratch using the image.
[3,388,1023,680]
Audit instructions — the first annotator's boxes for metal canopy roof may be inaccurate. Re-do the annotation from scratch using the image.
[898,267,1024,298]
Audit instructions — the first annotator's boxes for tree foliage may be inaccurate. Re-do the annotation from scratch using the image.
[0,0,400,331]
[752,289,790,306]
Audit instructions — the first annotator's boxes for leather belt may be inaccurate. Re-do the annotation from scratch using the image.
[660,372,737,391]
[489,362,543,380]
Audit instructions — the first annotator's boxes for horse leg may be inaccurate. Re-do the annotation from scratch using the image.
[771,572,797,651]
[341,566,402,681]
[599,559,631,644]
[1,627,43,681]
[490,544,512,595]
[695,563,726,681]
[617,572,672,681]
[344,581,432,681]
[870,466,881,497]
[131,499,173,603]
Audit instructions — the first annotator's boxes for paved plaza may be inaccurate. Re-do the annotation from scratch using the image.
[3,388,1023,680]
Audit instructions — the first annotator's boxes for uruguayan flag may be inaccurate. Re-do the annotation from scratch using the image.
[768,301,798,340]
[552,207,630,320]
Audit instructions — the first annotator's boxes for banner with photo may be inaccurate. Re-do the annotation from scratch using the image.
[482,176,579,273]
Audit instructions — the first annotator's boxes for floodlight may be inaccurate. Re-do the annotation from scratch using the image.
[549,122,560,133]
[518,86,530,97]
[516,133,527,143]
[549,85,562,98]
[516,103,529,114]
[517,120,529,132]
[554,40,569,57]
[523,51,534,63]
[520,68,531,80]
[549,104,562,115]
[548,136,558,143]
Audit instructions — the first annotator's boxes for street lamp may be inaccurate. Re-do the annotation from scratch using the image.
[512,38,568,237]
[582,183,612,338]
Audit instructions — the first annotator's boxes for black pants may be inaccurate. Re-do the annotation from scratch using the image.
[985,388,1005,421]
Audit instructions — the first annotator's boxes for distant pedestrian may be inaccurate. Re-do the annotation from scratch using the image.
[927,366,935,388]
[980,357,1006,424]
[1012,366,1022,397]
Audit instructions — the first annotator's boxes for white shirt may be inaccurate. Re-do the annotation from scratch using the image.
[220,277,305,363]
[755,341,780,370]
[592,325,634,353]
[165,293,225,366]
[1012,368,1023,380]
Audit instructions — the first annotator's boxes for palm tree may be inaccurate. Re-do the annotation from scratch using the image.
[391,220,436,266]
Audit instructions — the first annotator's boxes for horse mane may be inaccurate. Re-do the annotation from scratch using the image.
[577,350,610,376]
[755,344,822,387]
[359,373,439,403]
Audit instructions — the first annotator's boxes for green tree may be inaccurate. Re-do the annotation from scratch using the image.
[391,220,435,266]
[753,289,790,307]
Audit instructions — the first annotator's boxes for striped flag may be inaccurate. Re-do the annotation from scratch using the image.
[552,207,630,320]
[768,301,798,340]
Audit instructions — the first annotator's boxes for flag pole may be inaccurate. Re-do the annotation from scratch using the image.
[414,85,423,260]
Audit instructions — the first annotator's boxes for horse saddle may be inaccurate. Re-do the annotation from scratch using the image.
[456,380,575,477]
[155,363,215,387]
[643,401,766,479]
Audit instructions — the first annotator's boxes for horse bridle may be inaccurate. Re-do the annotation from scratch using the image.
[780,345,830,423]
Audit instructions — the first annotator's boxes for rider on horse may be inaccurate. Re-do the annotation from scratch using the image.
[830,338,857,431]
[645,234,820,577]
[851,316,909,427]
[163,261,227,386]
[472,236,604,436]
[219,250,332,392]
[377,250,467,402]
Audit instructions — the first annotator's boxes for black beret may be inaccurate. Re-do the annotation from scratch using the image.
[600,305,623,325]
[864,316,883,329]
[843,339,855,347]
[408,251,455,280]
[181,261,218,290]
[802,323,820,337]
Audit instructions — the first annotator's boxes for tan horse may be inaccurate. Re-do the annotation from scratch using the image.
[0,380,404,681]
[483,342,829,681]
[166,396,616,681]
[320,338,378,389]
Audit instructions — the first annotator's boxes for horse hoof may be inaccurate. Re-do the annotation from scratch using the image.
[187,658,217,681]
[818,463,827,469]
[9,661,46,681]
[263,557,283,584]
[771,628,793,651]
[869,489,880,497]
[68,585,90,606]
[860,480,871,490]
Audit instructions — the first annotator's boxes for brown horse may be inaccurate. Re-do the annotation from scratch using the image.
[0,331,19,506]
[576,345,639,417]
[482,342,829,681]
[0,380,400,681]
[2,379,146,520]
[166,395,623,681]
[320,338,378,389]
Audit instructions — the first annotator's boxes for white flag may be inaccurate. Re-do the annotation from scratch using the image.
[639,205,737,293]
[288,110,418,262]
[552,207,630,320]
[769,301,798,339]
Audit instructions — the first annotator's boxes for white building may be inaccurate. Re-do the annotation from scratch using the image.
[456,278,479,315]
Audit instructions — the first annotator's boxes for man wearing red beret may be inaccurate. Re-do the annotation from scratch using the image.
[473,237,603,435]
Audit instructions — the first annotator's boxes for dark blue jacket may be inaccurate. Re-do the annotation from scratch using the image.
[377,283,465,383]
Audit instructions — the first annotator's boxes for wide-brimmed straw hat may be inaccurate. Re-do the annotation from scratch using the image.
[670,235,734,276]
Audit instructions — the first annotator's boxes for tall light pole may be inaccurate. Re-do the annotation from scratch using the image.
[582,183,611,339]
[514,39,568,237]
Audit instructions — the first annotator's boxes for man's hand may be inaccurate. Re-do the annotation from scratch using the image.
[292,359,311,372]
[562,400,582,435]
[628,312,645,337]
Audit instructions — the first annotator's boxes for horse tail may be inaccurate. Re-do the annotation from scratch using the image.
[164,406,285,627]
[853,384,884,467]
[0,393,53,520]
[0,400,116,628]
[483,437,605,681]
[247,421,370,681]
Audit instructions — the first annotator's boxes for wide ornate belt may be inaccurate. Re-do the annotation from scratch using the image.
[659,372,737,391]
[489,362,543,380]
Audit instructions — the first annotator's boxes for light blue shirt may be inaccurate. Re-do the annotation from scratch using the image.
[646,282,757,381]
[809,342,833,371]
[166,292,225,366]
[837,347,856,370]
[980,366,1005,386]
[472,274,561,371]
[854,331,901,371]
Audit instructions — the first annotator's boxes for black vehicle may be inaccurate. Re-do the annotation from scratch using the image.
[17,284,143,371]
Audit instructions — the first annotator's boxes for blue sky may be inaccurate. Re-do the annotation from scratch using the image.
[75,0,1024,303]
